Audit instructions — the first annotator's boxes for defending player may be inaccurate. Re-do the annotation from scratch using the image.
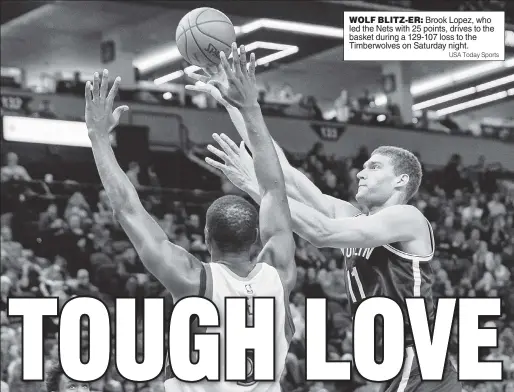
[190,48,462,392]
[85,48,296,392]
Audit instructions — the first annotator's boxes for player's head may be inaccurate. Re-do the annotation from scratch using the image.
[205,195,258,255]
[46,361,90,391]
[355,146,422,207]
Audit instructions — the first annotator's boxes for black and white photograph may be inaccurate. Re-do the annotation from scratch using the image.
[1,1,513,392]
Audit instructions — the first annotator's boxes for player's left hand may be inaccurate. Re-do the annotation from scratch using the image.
[85,69,129,136]
[185,66,231,108]
[205,133,258,193]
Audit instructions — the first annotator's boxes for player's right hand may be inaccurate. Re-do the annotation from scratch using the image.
[186,43,259,110]
[217,43,259,109]
[85,69,129,136]
[205,133,258,193]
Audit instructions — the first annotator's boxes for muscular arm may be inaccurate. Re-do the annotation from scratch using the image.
[89,132,202,300]
[288,201,425,249]
[241,106,296,291]
[226,105,358,218]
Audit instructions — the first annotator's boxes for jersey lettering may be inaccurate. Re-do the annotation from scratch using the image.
[344,247,374,259]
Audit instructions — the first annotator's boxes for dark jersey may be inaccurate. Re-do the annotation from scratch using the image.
[342,215,436,346]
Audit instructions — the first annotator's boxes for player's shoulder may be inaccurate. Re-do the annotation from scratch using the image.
[381,204,427,227]
[383,204,424,217]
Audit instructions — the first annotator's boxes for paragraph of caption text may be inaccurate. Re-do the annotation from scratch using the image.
[343,11,505,61]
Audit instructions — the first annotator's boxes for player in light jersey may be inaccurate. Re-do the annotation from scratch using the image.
[190,60,462,392]
[85,46,295,392]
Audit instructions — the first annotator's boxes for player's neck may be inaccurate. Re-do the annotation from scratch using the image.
[211,251,254,275]
[211,251,251,265]
[367,195,405,215]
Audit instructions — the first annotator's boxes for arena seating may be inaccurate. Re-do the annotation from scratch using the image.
[1,143,513,392]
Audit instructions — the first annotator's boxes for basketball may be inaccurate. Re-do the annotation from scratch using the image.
[176,8,236,68]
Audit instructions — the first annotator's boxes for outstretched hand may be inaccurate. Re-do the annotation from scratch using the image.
[185,43,259,110]
[185,66,230,107]
[85,69,129,136]
[205,133,258,192]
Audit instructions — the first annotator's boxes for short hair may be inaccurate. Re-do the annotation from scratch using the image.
[372,146,422,201]
[205,195,258,253]
[45,361,64,392]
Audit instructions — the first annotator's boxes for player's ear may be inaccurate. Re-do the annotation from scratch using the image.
[396,173,409,188]
[204,227,211,250]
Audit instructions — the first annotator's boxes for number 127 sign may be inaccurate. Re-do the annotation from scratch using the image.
[310,122,346,141]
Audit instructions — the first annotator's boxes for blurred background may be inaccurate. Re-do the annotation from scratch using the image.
[1,1,513,392]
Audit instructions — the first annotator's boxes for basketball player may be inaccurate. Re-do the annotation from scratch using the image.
[190,44,462,392]
[85,50,296,392]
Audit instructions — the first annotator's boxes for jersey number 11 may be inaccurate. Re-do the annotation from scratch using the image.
[347,267,366,302]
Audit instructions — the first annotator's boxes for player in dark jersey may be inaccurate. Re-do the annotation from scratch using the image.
[197,88,461,390]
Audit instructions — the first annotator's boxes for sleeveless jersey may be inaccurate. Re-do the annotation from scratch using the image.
[165,262,295,392]
[342,215,436,347]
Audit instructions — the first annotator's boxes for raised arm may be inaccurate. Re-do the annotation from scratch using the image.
[220,44,296,291]
[185,60,358,219]
[224,107,358,218]
[86,70,202,300]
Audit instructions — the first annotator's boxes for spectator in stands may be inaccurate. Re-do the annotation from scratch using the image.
[32,99,57,119]
[357,89,373,111]
[38,203,63,232]
[1,153,31,183]
[125,161,141,188]
[461,196,484,225]
[71,269,100,297]
[93,189,114,226]
[333,89,350,123]
[64,192,91,224]
[488,193,507,218]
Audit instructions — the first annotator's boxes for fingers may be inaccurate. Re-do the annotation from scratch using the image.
[220,133,239,155]
[205,157,225,171]
[85,81,92,106]
[212,133,235,158]
[92,72,100,99]
[239,45,247,74]
[248,53,256,80]
[207,144,229,162]
[220,51,234,80]
[106,77,121,106]
[112,105,129,121]
[185,70,209,83]
[204,65,218,77]
[100,69,109,100]
[231,42,242,78]
[185,81,208,92]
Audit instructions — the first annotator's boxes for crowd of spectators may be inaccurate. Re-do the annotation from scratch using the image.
[1,143,513,392]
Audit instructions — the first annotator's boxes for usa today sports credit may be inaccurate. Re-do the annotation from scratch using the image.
[343,11,505,61]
